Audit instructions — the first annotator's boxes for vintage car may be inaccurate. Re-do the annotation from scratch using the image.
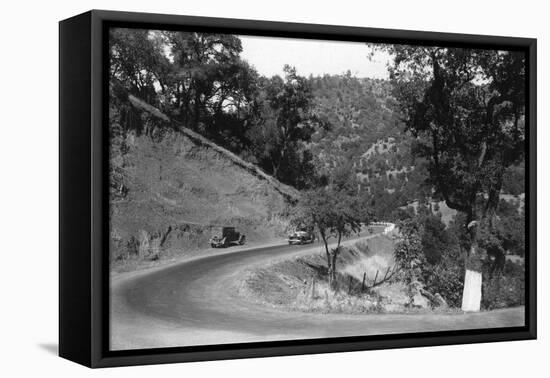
[287,230,315,245]
[210,226,246,248]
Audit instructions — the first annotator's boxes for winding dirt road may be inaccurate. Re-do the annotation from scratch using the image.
[110,234,524,350]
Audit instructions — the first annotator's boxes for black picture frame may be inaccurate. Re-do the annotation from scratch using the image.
[59,9,537,368]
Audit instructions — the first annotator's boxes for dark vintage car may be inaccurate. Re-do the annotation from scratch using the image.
[210,226,246,248]
[287,230,315,245]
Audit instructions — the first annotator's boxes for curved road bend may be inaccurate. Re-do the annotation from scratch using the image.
[110,233,525,350]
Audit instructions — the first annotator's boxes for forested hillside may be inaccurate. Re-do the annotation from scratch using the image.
[306,74,427,219]
[306,73,525,221]
[307,74,402,166]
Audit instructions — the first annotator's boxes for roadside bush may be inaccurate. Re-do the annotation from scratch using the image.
[423,260,464,308]
[394,213,525,310]
[394,219,426,304]
[421,215,453,265]
[482,261,525,310]
[395,216,466,308]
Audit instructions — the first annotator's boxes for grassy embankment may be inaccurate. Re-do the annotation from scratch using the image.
[239,234,456,314]
[109,94,296,272]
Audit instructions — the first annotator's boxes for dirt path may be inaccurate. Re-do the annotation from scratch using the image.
[110,233,525,350]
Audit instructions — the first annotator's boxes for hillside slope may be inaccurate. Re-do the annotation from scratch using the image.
[307,74,525,221]
[109,91,296,270]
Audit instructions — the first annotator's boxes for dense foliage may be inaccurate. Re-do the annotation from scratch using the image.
[482,261,525,309]
[382,46,525,273]
[395,209,524,309]
[110,29,322,189]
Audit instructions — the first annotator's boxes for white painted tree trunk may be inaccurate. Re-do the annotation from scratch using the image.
[461,269,482,312]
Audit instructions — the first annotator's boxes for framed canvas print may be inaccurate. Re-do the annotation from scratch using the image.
[59,10,536,368]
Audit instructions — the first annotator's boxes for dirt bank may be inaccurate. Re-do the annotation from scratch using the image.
[239,235,454,314]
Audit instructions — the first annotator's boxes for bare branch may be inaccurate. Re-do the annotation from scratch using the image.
[363,266,398,291]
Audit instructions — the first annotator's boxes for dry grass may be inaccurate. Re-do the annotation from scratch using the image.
[238,235,451,314]
[110,128,291,271]
[240,235,461,315]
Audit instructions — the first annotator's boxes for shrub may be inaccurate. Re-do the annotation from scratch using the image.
[421,215,452,265]
[395,216,466,308]
[394,219,426,303]
[423,258,464,308]
[481,261,525,310]
[395,214,525,310]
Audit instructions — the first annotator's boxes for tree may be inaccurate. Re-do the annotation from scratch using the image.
[382,46,525,310]
[291,164,367,289]
[109,29,170,105]
[162,31,257,133]
[110,29,265,159]
[248,66,320,185]
[421,214,452,265]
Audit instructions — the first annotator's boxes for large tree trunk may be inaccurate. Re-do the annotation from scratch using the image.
[320,231,335,290]
[328,251,338,291]
[193,91,201,131]
[461,219,482,312]
[328,235,342,291]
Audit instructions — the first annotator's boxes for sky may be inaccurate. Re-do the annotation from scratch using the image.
[239,35,392,79]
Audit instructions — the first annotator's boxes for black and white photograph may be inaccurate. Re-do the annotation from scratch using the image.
[2,0,549,375]
[108,27,527,351]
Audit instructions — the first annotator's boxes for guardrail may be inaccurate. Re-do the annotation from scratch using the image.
[368,222,396,235]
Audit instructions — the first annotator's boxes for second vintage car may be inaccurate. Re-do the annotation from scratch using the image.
[287,229,315,245]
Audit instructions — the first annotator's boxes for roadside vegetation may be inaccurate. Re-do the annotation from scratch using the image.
[241,209,523,314]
